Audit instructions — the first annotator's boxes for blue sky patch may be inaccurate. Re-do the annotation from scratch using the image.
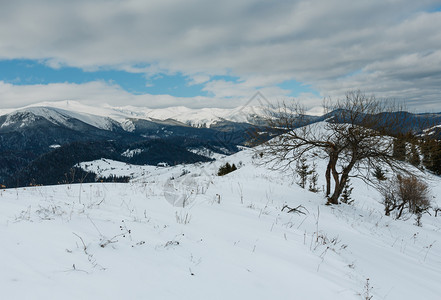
[277,80,320,97]
[0,59,213,97]
[0,59,317,101]
[428,5,441,12]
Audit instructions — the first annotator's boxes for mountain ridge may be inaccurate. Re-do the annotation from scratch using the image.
[0,100,270,129]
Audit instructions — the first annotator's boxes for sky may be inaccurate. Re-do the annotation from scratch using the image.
[0,0,440,112]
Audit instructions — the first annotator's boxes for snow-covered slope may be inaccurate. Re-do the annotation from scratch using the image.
[1,146,441,299]
[0,105,120,131]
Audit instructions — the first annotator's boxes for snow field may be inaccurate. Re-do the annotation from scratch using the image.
[1,148,441,299]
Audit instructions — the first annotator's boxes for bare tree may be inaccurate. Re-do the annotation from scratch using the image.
[258,91,412,205]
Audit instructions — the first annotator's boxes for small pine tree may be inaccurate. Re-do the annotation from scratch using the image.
[308,163,319,193]
[340,178,354,204]
[295,157,312,189]
[372,166,386,181]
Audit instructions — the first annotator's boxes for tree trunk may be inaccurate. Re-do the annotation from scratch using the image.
[325,162,331,197]
[328,184,342,204]
[326,152,340,204]
[328,158,355,205]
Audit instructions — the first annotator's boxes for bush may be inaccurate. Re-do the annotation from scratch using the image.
[397,175,431,214]
[217,163,237,176]
[380,175,431,220]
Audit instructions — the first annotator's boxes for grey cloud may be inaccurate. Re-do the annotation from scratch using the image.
[0,0,440,110]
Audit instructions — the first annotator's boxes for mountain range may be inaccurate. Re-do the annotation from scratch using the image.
[1,100,441,187]
[0,101,267,187]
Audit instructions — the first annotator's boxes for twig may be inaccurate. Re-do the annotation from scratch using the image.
[281,204,309,215]
[73,232,88,254]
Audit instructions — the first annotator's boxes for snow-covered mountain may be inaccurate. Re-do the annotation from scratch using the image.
[4,100,441,135]
[0,106,122,131]
[0,100,268,129]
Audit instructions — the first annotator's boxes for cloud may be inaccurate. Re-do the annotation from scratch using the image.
[0,80,285,109]
[0,0,440,110]
[187,74,211,86]
[0,80,199,109]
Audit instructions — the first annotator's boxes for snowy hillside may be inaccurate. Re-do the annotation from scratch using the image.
[1,146,441,299]
[0,106,120,131]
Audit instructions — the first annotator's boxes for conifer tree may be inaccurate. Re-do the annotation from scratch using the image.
[393,137,406,161]
[295,157,312,188]
[372,166,386,181]
[308,163,319,193]
[409,144,420,167]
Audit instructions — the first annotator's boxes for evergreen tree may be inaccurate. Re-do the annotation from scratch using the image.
[308,163,319,193]
[421,139,432,169]
[421,139,441,175]
[295,157,312,189]
[409,143,420,167]
[340,178,354,204]
[217,162,237,176]
[372,166,386,181]
[429,142,441,175]
[392,137,406,161]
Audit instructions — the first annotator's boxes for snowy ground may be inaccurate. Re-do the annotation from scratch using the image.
[1,148,441,299]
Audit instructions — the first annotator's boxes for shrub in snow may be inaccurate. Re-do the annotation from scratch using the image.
[433,206,441,217]
[361,278,373,300]
[380,175,431,220]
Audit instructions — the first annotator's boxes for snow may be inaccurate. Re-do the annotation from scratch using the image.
[1,111,38,128]
[422,124,441,136]
[1,147,441,299]
[121,148,143,158]
[120,119,135,132]
[187,147,226,160]
[137,105,266,127]
[77,158,160,179]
